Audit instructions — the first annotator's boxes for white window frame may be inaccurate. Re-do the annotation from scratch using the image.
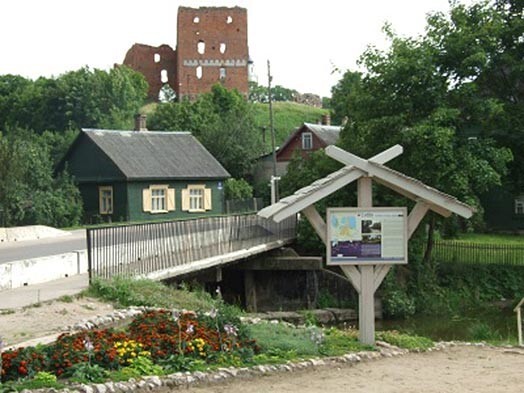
[99,186,113,215]
[515,195,524,215]
[302,132,313,150]
[188,185,205,212]
[150,185,168,213]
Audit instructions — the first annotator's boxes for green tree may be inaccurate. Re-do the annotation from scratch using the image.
[425,0,524,190]
[224,178,253,200]
[149,84,263,178]
[330,3,513,230]
[0,129,82,227]
[0,66,148,134]
[295,0,518,314]
[248,81,298,103]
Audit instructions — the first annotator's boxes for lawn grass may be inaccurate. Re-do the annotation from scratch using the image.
[456,233,523,245]
[432,233,524,265]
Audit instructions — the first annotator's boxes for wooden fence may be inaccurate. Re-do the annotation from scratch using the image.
[432,240,524,266]
[86,214,296,281]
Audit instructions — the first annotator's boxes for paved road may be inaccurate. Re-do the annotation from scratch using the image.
[0,273,89,309]
[0,229,86,264]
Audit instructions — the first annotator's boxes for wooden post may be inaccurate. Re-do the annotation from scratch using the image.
[359,265,375,344]
[518,307,522,347]
[356,177,376,345]
[302,205,327,245]
[244,271,257,313]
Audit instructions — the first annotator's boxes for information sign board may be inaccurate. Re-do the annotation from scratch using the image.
[327,207,408,265]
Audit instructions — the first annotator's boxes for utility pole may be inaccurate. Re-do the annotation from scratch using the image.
[267,60,279,204]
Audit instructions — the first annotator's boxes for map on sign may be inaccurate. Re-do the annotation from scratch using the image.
[330,214,359,241]
[327,207,408,265]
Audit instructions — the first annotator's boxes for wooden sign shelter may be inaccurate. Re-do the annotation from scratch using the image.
[258,145,475,344]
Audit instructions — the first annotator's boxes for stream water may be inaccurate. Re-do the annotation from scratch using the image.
[376,306,518,342]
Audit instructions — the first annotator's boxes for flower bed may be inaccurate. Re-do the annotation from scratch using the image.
[1,308,258,384]
[0,305,434,390]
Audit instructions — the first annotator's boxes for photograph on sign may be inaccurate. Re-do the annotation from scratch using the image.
[327,207,408,265]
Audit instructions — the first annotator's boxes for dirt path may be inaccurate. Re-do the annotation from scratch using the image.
[0,297,114,346]
[184,346,524,393]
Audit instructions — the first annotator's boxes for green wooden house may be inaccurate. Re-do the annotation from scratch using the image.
[59,128,230,223]
[482,185,524,232]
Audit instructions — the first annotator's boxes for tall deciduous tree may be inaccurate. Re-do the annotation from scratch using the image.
[329,1,514,225]
[283,0,514,260]
[0,66,148,133]
[149,85,263,178]
[0,129,82,227]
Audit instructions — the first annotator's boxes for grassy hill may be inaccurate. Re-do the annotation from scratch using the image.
[252,101,328,149]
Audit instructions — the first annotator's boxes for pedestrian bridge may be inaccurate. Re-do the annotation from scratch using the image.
[86,214,296,282]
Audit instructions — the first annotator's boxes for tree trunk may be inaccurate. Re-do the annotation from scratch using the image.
[423,213,435,265]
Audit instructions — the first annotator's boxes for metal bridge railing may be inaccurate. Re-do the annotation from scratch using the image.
[86,214,296,282]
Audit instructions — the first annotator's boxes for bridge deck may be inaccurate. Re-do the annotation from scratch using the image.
[87,214,296,281]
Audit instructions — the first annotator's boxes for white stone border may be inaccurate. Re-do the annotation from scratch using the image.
[18,341,492,393]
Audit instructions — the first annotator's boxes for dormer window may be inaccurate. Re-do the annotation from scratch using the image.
[302,132,313,150]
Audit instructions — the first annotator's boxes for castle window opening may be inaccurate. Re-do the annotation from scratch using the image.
[220,67,226,79]
[154,53,160,63]
[193,16,200,23]
[219,43,226,54]
[226,15,233,24]
[197,40,206,54]
[196,66,203,79]
[161,69,168,83]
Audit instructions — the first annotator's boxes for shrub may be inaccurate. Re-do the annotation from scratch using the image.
[319,328,371,355]
[224,178,253,200]
[468,322,501,342]
[382,288,416,318]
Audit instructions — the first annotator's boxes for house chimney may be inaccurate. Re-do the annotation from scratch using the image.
[134,114,147,131]
[321,114,331,126]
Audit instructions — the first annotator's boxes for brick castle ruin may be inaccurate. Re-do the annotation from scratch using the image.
[122,6,253,101]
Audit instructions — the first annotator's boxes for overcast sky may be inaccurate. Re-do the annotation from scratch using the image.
[1,0,469,97]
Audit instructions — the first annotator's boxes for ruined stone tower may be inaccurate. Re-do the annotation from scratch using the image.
[122,6,250,101]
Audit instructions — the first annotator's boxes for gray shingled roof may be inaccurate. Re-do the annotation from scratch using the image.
[278,123,342,154]
[83,129,230,180]
[303,123,341,146]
